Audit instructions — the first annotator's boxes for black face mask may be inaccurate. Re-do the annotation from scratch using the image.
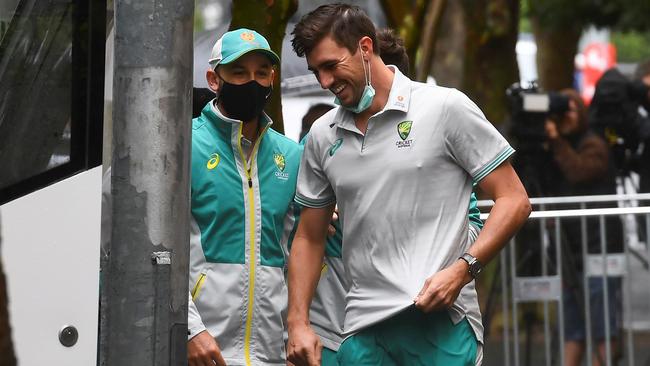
[218,78,272,122]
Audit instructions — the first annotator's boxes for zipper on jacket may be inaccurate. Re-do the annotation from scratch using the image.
[190,272,207,301]
[237,123,269,366]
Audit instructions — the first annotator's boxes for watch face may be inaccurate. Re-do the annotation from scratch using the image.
[460,254,482,278]
[470,262,482,277]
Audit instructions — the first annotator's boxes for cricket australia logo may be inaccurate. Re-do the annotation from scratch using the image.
[240,31,260,47]
[274,153,289,180]
[329,138,343,157]
[206,153,220,170]
[396,120,414,148]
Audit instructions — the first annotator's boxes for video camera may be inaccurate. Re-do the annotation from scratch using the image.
[506,82,570,149]
[589,68,650,162]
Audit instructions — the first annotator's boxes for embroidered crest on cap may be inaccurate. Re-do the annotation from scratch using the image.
[240,32,255,42]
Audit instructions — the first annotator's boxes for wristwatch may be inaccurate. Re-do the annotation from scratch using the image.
[459,253,482,279]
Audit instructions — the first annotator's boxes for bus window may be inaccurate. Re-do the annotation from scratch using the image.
[0,0,105,205]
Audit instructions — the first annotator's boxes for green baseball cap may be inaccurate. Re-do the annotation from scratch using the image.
[209,28,280,68]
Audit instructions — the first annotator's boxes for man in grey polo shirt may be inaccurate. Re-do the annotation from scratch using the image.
[286,4,531,366]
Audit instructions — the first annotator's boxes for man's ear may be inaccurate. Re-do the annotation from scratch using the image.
[359,36,374,58]
[206,68,220,93]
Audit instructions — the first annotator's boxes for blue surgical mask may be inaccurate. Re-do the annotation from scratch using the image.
[335,44,375,114]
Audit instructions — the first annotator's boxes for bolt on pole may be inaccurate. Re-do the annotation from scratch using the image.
[99,0,193,365]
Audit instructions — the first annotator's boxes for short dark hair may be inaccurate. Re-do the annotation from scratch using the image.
[291,3,378,58]
[377,28,409,75]
[300,103,334,140]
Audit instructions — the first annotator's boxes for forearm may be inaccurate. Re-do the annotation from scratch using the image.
[413,193,529,312]
[467,193,530,267]
[287,236,326,326]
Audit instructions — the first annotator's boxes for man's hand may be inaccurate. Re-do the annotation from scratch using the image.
[287,323,322,366]
[413,260,471,313]
[544,119,559,140]
[188,330,227,366]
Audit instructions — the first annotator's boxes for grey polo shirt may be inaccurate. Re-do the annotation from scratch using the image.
[295,67,514,341]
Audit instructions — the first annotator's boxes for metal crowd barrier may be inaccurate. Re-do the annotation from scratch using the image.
[478,193,650,366]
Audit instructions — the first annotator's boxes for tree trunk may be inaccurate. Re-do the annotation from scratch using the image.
[531,17,581,91]
[230,0,298,134]
[380,0,519,124]
[460,0,519,125]
[431,0,466,88]
[416,0,447,81]
[380,0,431,79]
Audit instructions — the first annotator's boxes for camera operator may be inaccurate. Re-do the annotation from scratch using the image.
[544,89,623,366]
[544,90,611,189]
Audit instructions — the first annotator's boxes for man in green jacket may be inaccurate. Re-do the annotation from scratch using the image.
[187,28,302,366]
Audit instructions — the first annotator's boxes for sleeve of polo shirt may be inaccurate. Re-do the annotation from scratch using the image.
[295,131,336,208]
[443,89,515,183]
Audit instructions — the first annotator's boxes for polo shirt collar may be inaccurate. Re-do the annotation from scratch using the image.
[383,66,411,113]
[333,65,411,132]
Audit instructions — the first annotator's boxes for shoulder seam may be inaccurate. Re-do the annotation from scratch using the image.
[265,129,301,149]
[192,117,207,130]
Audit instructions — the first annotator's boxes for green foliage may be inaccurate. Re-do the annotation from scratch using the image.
[611,30,650,63]
[524,0,649,32]
[518,0,531,33]
[613,0,650,32]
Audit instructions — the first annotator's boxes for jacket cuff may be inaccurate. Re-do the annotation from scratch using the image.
[188,293,207,340]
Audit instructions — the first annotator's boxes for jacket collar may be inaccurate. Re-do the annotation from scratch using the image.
[201,99,273,132]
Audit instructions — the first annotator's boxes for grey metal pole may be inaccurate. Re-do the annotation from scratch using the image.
[581,204,593,366]
[99,0,193,365]
[555,217,565,366]
[501,250,510,366]
[600,215,612,366]
[623,225,634,366]
[510,238,520,366]
[539,217,551,366]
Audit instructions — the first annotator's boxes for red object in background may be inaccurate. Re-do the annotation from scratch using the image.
[581,43,617,105]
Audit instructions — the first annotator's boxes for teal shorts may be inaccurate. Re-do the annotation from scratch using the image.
[322,346,339,366]
[337,306,477,366]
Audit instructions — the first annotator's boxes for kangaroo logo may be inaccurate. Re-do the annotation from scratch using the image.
[273,153,286,172]
[397,121,413,141]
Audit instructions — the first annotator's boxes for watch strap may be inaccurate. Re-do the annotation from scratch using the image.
[459,252,482,278]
